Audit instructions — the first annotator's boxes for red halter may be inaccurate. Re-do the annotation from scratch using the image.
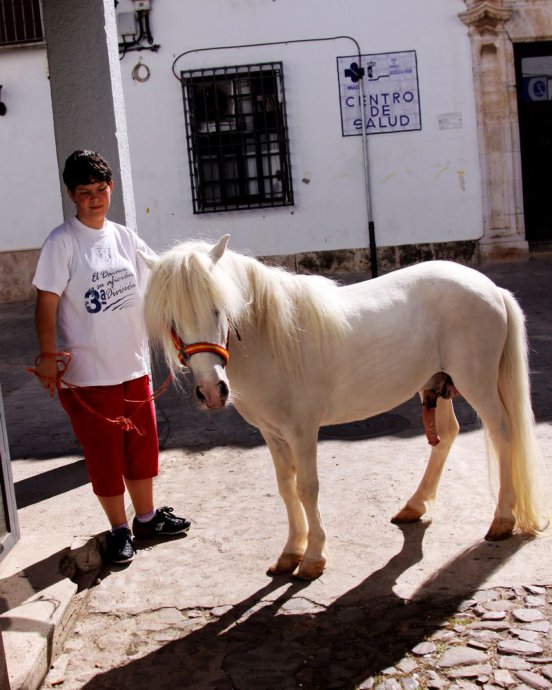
[170,328,230,367]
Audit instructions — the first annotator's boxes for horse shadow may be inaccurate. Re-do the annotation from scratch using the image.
[81,523,528,689]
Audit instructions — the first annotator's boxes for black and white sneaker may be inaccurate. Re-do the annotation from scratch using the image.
[104,527,135,564]
[132,506,191,540]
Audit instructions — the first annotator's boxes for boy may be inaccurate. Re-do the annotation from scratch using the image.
[33,150,190,565]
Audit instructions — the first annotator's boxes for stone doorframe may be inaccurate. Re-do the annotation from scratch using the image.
[458,0,552,261]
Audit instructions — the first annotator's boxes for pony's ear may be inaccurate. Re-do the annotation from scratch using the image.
[209,234,230,263]
[138,250,158,269]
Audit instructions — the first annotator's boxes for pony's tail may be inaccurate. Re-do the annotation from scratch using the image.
[494,289,548,534]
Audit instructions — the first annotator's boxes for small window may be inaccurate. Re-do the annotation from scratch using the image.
[0,0,44,47]
[181,62,294,214]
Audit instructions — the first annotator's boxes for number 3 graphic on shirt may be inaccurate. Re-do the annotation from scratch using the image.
[85,288,102,314]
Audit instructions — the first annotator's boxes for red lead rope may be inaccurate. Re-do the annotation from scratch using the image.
[27,352,172,434]
[28,331,229,432]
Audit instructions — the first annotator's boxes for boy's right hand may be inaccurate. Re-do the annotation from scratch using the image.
[35,357,60,397]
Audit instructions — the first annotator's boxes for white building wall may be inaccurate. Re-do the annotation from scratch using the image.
[0,0,482,261]
[0,49,62,251]
[117,0,483,256]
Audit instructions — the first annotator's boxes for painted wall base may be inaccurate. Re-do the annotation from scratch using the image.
[478,237,529,263]
[0,250,39,304]
[2,238,537,304]
[261,240,480,278]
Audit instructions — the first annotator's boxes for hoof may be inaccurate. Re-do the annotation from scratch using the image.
[266,553,303,576]
[391,505,424,524]
[293,559,326,581]
[485,518,515,541]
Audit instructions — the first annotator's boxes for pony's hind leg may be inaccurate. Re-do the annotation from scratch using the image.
[461,289,545,540]
[460,392,516,540]
[459,370,536,540]
[392,396,459,524]
[263,433,308,576]
[483,420,516,540]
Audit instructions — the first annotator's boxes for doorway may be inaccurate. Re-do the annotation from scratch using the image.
[0,387,19,562]
[514,41,552,245]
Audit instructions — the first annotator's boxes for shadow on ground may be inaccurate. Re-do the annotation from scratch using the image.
[81,524,528,690]
[14,458,88,509]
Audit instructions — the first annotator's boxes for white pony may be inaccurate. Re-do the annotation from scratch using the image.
[141,235,546,580]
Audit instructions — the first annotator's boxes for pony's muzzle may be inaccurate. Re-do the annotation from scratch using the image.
[195,380,229,409]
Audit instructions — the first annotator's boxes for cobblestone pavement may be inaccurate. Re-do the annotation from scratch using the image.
[45,581,552,690]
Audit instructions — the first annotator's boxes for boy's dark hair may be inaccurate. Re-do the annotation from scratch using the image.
[62,150,112,192]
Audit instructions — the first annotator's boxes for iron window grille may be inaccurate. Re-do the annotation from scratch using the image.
[181,62,294,214]
[0,0,44,47]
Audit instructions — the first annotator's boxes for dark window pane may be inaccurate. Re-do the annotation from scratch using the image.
[181,62,294,214]
[0,0,44,46]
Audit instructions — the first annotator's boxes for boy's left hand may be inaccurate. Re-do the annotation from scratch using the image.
[35,356,60,397]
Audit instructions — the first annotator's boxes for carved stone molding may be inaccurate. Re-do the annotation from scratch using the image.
[459,1,529,261]
[459,1,513,37]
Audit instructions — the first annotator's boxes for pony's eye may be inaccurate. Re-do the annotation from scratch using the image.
[214,309,220,319]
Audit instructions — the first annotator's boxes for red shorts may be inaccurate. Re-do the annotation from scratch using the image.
[59,375,159,497]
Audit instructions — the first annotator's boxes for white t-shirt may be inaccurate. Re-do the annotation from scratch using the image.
[33,217,157,387]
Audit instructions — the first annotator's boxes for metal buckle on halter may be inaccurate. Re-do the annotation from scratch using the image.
[170,328,230,367]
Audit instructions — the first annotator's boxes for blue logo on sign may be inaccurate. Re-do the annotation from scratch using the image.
[345,62,365,83]
[523,76,548,102]
[533,80,546,98]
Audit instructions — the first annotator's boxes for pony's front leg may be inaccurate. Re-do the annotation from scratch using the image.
[263,434,309,576]
[290,432,327,580]
[392,397,459,524]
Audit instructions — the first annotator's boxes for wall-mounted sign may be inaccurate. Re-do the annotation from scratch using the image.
[438,112,463,130]
[522,76,550,102]
[337,50,421,137]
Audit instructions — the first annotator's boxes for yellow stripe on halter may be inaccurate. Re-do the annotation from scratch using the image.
[170,329,230,366]
[183,342,230,364]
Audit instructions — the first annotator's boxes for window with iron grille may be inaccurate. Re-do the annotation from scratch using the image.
[0,0,43,47]
[181,62,294,214]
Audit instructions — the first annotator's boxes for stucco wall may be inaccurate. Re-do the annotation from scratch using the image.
[117,0,483,256]
[0,49,62,252]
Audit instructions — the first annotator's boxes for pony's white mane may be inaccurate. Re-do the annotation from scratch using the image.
[143,239,356,376]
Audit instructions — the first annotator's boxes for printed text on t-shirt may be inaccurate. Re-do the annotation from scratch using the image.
[85,267,138,313]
